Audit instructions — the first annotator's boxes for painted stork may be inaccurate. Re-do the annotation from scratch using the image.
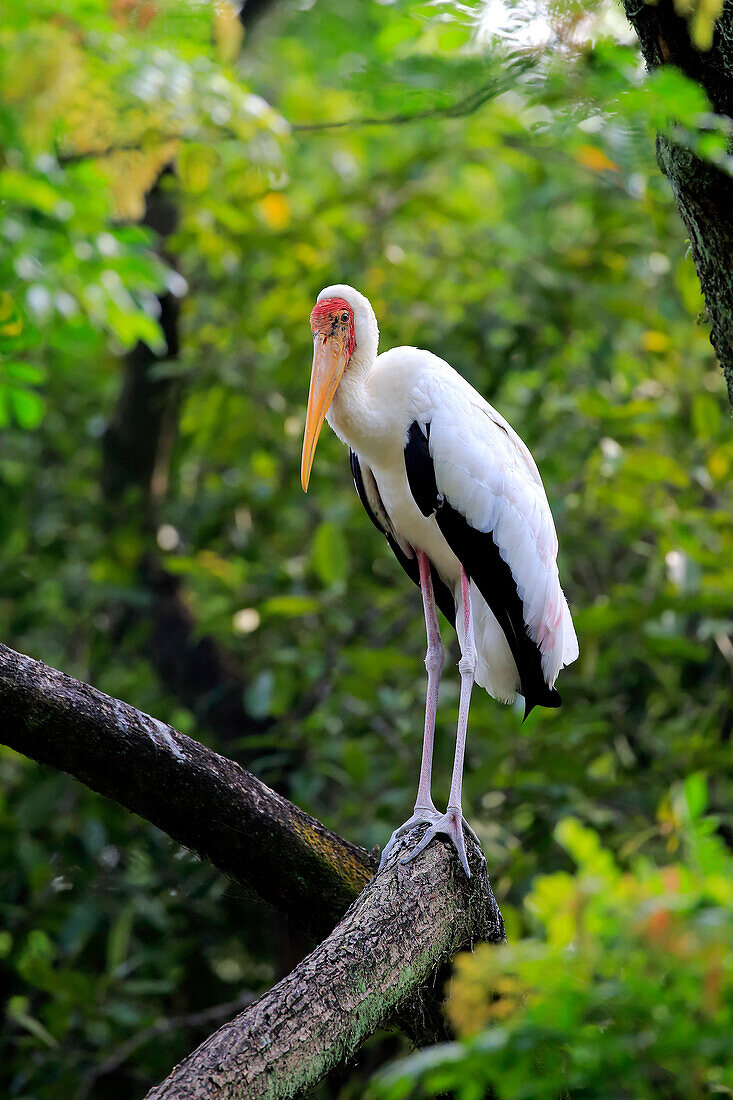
[301,285,578,876]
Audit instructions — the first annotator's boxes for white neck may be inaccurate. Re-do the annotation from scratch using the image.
[328,354,374,451]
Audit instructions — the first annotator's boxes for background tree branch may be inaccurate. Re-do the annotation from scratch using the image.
[290,75,517,131]
[0,643,373,942]
[96,3,287,758]
[100,172,276,756]
[146,836,503,1100]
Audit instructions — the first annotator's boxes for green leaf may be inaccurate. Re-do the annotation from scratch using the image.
[311,522,349,587]
[2,360,47,384]
[261,595,320,616]
[6,1001,60,1049]
[9,387,45,429]
[106,905,134,975]
[0,170,62,215]
[691,392,722,438]
[683,772,708,821]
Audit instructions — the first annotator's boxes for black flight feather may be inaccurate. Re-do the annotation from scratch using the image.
[404,421,439,516]
[403,421,561,718]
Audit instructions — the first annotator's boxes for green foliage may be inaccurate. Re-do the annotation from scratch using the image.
[0,0,284,434]
[372,779,733,1099]
[1,0,732,1096]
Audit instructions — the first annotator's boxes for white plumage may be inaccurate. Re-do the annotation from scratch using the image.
[319,287,578,705]
[302,283,578,875]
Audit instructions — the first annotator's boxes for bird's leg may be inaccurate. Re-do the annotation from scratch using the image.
[379,550,444,869]
[447,566,475,819]
[414,549,443,815]
[402,567,481,877]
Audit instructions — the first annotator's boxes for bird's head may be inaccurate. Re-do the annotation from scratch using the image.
[301,285,368,491]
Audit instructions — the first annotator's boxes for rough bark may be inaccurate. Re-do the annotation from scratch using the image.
[0,643,372,941]
[1,642,506,1086]
[624,0,733,405]
[146,835,504,1100]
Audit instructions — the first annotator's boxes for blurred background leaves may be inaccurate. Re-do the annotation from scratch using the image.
[1,0,732,1096]
[371,776,733,1098]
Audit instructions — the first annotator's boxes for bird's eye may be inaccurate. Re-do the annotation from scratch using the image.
[341,312,349,323]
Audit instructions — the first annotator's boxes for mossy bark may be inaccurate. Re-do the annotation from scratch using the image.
[146,834,504,1100]
[625,0,733,406]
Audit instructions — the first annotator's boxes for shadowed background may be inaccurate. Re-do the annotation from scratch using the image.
[1,0,732,1096]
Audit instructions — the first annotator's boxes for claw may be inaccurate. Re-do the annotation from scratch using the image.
[462,817,482,848]
[378,804,441,870]
[401,807,477,877]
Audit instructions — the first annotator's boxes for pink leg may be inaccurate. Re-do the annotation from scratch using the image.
[402,567,480,877]
[379,550,444,869]
[448,567,476,812]
[414,549,443,811]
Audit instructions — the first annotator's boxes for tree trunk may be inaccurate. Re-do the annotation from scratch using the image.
[625,0,733,405]
[100,11,283,753]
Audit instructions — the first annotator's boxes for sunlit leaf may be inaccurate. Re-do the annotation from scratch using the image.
[9,387,45,429]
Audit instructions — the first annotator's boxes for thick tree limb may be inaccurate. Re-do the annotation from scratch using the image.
[146,835,504,1100]
[0,643,373,941]
[1,644,505,1089]
[625,0,733,405]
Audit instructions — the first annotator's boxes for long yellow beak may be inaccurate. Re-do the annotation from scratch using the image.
[301,332,348,491]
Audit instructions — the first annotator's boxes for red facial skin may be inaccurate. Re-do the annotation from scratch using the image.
[310,298,356,361]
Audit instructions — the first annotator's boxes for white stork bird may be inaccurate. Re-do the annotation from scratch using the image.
[301,285,578,876]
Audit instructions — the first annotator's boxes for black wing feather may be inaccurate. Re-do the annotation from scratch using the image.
[404,421,439,516]
[403,422,560,718]
[350,449,456,629]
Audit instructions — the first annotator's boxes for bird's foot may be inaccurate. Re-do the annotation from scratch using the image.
[378,803,442,871]
[401,805,482,878]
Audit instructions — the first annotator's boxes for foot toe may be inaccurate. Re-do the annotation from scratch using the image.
[378,807,442,869]
[400,809,478,877]
[400,823,438,866]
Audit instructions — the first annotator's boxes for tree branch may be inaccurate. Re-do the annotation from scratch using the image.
[146,836,504,1100]
[1,643,506,1088]
[56,73,519,164]
[0,643,373,942]
[291,74,519,133]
